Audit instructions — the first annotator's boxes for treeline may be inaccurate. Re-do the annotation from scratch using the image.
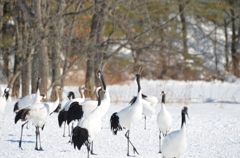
[0,0,239,100]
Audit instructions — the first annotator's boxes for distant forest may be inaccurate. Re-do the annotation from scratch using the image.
[0,0,239,100]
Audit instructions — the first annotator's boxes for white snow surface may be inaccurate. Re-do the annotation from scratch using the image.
[1,80,240,158]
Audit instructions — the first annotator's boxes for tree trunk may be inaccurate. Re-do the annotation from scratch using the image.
[38,39,49,98]
[179,1,189,80]
[230,6,239,77]
[34,0,49,98]
[2,48,9,80]
[224,19,229,71]
[50,0,66,101]
[179,1,188,60]
[31,53,39,93]
[12,54,20,98]
[85,0,108,98]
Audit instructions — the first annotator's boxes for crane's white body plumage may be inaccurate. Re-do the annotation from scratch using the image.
[72,86,104,157]
[15,86,62,150]
[110,72,142,156]
[77,104,102,142]
[157,102,172,135]
[67,71,110,126]
[81,90,110,118]
[14,78,43,113]
[142,95,158,116]
[25,103,49,127]
[161,107,188,158]
[117,91,142,130]
[21,88,60,127]
[162,125,187,158]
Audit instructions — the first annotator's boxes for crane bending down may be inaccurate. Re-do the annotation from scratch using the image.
[110,69,143,156]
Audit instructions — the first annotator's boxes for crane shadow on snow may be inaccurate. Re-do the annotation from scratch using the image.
[204,98,240,104]
[6,139,34,144]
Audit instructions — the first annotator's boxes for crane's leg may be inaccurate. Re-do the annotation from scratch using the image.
[159,131,162,153]
[19,121,28,150]
[26,122,29,129]
[71,122,74,134]
[68,123,74,143]
[67,122,70,137]
[90,141,97,155]
[63,122,66,137]
[35,127,39,150]
[38,127,43,151]
[144,115,147,130]
[125,130,139,156]
[85,142,90,158]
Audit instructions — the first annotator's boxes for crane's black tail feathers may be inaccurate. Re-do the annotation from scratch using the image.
[58,110,68,127]
[72,126,89,150]
[15,109,30,124]
[67,102,83,125]
[110,112,122,135]
[13,102,19,113]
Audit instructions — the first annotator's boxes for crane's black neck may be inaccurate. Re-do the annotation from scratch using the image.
[101,74,106,90]
[136,74,141,93]
[36,78,41,91]
[162,93,165,104]
[181,110,186,128]
[97,89,102,106]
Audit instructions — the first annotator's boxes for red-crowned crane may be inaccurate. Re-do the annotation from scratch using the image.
[58,91,76,137]
[129,93,158,129]
[67,70,110,126]
[161,107,189,158]
[0,88,10,115]
[157,91,172,153]
[110,70,143,156]
[15,86,62,150]
[14,78,44,144]
[72,86,104,158]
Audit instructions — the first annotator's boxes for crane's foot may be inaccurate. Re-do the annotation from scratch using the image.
[38,147,44,151]
[90,151,97,155]
[19,142,23,150]
[127,154,136,157]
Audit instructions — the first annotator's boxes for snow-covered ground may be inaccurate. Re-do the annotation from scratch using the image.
[0,80,240,158]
